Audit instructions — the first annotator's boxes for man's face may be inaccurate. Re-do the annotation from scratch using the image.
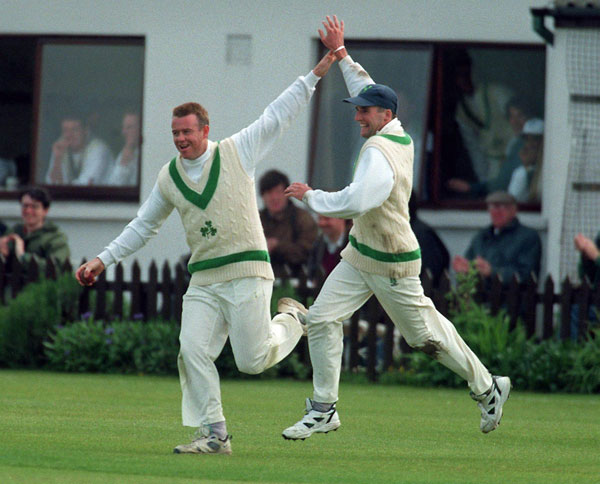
[122,114,141,146]
[354,106,390,138]
[488,202,517,230]
[61,119,87,152]
[508,106,527,135]
[454,64,474,96]
[262,184,288,216]
[318,215,345,240]
[171,114,209,159]
[21,194,48,231]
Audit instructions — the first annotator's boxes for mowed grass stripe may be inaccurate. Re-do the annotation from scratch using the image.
[0,370,598,484]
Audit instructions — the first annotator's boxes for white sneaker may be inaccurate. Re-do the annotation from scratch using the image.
[277,297,308,335]
[472,376,511,433]
[282,398,341,440]
[173,433,232,455]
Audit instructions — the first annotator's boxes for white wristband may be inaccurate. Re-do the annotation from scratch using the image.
[333,45,345,53]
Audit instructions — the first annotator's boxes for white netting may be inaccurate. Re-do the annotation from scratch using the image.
[560,29,600,281]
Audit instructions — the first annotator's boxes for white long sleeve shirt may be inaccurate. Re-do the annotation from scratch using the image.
[303,55,395,219]
[98,71,320,268]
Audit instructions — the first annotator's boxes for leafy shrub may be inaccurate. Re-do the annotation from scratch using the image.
[44,316,311,380]
[378,266,600,394]
[44,318,180,374]
[0,274,81,367]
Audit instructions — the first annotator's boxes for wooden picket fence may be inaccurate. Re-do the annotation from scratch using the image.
[1,255,597,380]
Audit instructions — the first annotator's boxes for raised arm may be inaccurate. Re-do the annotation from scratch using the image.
[231,51,336,177]
[319,15,374,96]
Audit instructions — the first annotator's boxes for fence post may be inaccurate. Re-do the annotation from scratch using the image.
[78,258,90,318]
[146,261,158,321]
[436,271,451,316]
[542,275,555,339]
[382,314,395,372]
[95,270,107,321]
[161,261,172,321]
[523,273,538,338]
[113,263,124,320]
[0,257,6,305]
[506,275,520,331]
[130,261,142,319]
[10,254,23,298]
[421,269,433,298]
[489,274,503,315]
[174,263,186,323]
[26,257,39,286]
[577,278,591,341]
[348,312,360,371]
[559,277,573,340]
[45,257,57,281]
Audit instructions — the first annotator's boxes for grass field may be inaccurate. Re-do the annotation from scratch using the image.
[0,370,598,484]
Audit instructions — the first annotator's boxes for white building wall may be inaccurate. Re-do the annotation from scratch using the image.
[0,0,557,279]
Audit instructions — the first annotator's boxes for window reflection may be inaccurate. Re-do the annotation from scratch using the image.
[35,42,144,188]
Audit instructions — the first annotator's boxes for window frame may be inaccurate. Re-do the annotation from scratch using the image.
[309,39,546,212]
[0,34,145,202]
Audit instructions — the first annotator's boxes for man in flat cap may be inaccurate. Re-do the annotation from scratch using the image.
[453,190,541,283]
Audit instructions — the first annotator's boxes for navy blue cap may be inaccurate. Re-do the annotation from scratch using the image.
[343,84,398,113]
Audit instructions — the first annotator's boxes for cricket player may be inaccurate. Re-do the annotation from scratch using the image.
[76,51,336,455]
[282,16,511,440]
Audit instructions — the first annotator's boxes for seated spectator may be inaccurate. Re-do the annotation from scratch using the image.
[105,111,141,186]
[452,191,541,285]
[408,193,449,287]
[306,214,350,284]
[259,169,318,277]
[45,113,113,185]
[0,187,70,273]
[446,96,534,199]
[571,232,600,339]
[508,118,544,203]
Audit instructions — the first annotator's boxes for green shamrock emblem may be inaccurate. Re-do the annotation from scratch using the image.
[201,220,217,238]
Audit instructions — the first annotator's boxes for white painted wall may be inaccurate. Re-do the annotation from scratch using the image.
[0,0,559,279]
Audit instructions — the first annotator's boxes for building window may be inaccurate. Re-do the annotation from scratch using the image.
[310,41,545,210]
[0,35,144,201]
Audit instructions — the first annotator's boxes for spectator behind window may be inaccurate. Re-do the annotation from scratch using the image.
[259,169,318,278]
[508,118,544,203]
[104,111,141,186]
[45,113,113,186]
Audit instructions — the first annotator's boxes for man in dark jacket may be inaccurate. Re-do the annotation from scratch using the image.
[452,191,541,284]
[0,187,70,273]
[408,193,449,287]
[259,169,317,277]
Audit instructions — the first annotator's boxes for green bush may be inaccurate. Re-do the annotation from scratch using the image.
[44,315,311,380]
[44,318,180,374]
[0,274,81,368]
[378,266,600,393]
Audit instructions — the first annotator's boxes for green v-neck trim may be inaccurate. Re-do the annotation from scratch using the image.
[352,132,413,179]
[169,144,220,210]
[377,133,412,145]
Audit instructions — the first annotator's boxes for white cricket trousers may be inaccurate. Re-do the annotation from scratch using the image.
[308,261,493,403]
[178,277,304,427]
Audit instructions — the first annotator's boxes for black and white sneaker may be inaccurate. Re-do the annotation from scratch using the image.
[282,398,341,440]
[471,376,511,433]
